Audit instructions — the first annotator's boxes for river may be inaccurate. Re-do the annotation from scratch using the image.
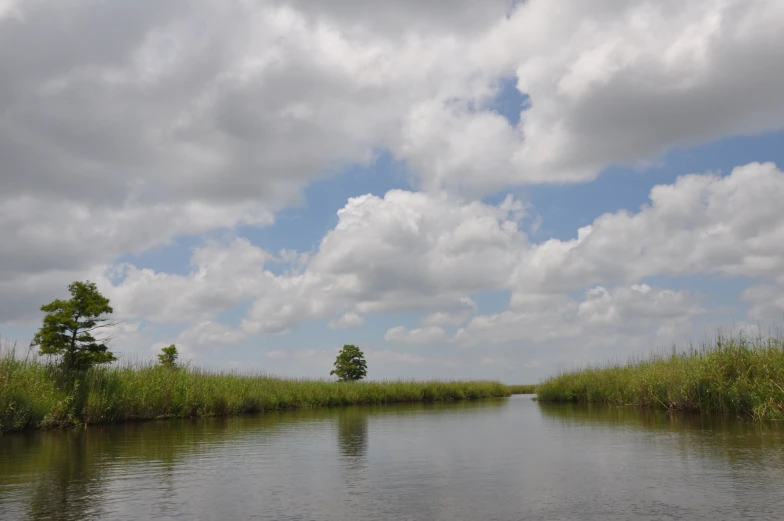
[1,395,783,520]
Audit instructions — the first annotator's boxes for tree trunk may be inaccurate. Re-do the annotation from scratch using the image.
[67,327,78,372]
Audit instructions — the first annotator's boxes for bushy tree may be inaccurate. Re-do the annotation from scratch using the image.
[330,344,367,381]
[31,281,117,372]
[158,344,178,368]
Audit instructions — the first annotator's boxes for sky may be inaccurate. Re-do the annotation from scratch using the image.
[2,0,784,383]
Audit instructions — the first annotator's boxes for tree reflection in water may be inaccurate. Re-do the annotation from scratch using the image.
[337,408,369,461]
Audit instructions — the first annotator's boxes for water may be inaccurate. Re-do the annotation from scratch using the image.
[1,396,783,521]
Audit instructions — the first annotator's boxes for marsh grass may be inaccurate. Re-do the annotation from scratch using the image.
[0,344,510,433]
[535,330,784,421]
[507,384,537,395]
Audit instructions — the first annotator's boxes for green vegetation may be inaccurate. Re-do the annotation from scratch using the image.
[330,344,368,381]
[0,349,510,433]
[536,332,784,421]
[30,281,117,372]
[0,283,508,434]
[158,344,179,368]
[507,384,537,395]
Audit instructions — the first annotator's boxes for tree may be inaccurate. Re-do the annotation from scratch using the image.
[158,344,178,368]
[330,344,367,381]
[31,281,117,372]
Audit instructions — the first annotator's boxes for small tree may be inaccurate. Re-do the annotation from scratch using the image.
[158,344,178,368]
[330,344,367,381]
[31,281,117,372]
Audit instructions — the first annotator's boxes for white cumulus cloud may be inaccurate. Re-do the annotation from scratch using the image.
[328,312,365,329]
[384,326,447,345]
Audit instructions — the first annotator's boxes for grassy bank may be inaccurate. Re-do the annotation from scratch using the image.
[536,332,784,421]
[0,351,510,433]
[507,384,537,395]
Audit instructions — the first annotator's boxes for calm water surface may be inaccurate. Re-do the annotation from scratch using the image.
[1,396,783,520]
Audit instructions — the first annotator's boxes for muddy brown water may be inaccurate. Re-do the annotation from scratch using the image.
[1,395,783,520]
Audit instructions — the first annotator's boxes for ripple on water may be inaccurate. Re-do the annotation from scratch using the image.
[1,398,783,520]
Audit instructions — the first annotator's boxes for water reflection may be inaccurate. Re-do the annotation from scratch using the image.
[24,431,107,521]
[537,401,784,456]
[535,401,784,520]
[337,408,369,460]
[1,398,783,521]
[0,418,272,521]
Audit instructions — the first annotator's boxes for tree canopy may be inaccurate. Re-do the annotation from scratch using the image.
[31,281,117,371]
[158,344,179,368]
[330,344,367,381]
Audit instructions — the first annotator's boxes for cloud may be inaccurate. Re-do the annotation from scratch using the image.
[484,0,784,184]
[0,197,273,278]
[742,284,784,321]
[328,312,365,329]
[480,356,508,367]
[366,349,427,365]
[264,348,337,377]
[510,162,784,298]
[420,296,478,327]
[174,320,246,350]
[312,190,526,297]
[4,0,784,293]
[0,266,109,324]
[275,0,511,35]
[454,285,704,346]
[267,348,326,361]
[384,326,447,345]
[3,0,784,378]
[34,161,777,346]
[0,0,21,22]
[0,0,428,283]
[104,238,273,324]
[244,161,784,336]
[241,190,528,333]
[395,0,784,193]
[143,320,246,364]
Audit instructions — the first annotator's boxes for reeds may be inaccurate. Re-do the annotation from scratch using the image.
[0,346,510,433]
[507,384,537,394]
[535,330,784,421]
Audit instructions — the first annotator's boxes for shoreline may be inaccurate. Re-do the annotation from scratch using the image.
[535,333,784,421]
[0,355,512,434]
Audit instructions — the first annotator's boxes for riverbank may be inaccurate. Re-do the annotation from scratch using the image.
[0,353,510,433]
[535,332,784,421]
[507,384,537,395]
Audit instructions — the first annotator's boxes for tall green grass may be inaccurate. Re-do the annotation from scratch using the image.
[507,384,537,395]
[0,346,510,433]
[536,331,784,421]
